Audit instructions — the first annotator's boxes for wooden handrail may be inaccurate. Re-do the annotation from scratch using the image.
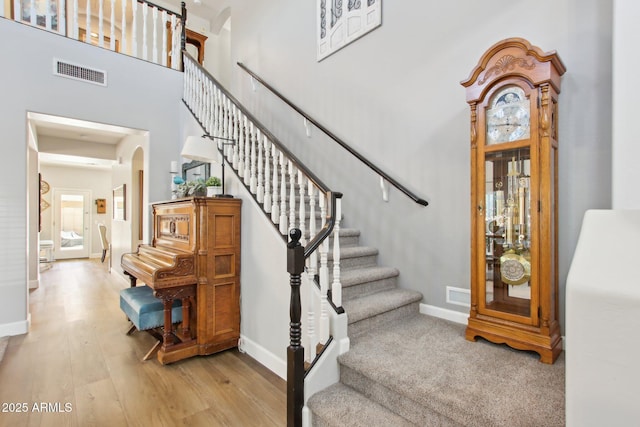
[237,62,429,207]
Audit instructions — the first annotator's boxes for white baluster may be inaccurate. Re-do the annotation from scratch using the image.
[232,107,240,169]
[250,124,257,194]
[263,138,272,214]
[121,0,127,53]
[183,59,189,103]
[319,192,330,343]
[110,0,116,51]
[98,0,104,47]
[244,120,251,185]
[152,7,158,63]
[131,0,138,57]
[170,14,177,68]
[73,0,79,40]
[308,183,318,274]
[85,0,91,42]
[237,114,246,178]
[142,2,148,60]
[331,197,343,308]
[220,97,228,139]
[298,172,307,245]
[304,280,318,363]
[227,106,235,159]
[218,90,224,136]
[59,0,66,35]
[289,161,297,233]
[29,0,36,25]
[198,70,205,122]
[44,0,51,30]
[279,152,288,234]
[271,146,280,224]
[161,10,168,66]
[13,0,20,22]
[256,130,264,203]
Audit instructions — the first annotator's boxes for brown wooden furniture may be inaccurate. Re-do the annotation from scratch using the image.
[461,38,565,364]
[121,197,241,364]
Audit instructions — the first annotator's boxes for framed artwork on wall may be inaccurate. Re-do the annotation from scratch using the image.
[317,0,382,61]
[113,185,126,221]
[96,198,107,214]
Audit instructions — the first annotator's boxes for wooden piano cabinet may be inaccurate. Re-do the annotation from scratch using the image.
[123,197,241,365]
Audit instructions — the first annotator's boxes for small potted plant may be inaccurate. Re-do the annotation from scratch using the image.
[187,179,207,196]
[205,176,222,197]
[173,179,207,198]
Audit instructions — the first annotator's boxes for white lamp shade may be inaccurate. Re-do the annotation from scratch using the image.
[181,136,218,162]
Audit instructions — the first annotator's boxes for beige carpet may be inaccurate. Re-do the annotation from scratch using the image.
[0,336,8,365]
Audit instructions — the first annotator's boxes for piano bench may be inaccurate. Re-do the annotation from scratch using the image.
[119,286,182,361]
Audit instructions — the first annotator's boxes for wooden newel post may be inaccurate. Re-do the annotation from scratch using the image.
[287,228,305,427]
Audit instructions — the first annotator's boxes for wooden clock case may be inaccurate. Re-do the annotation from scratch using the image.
[461,38,566,364]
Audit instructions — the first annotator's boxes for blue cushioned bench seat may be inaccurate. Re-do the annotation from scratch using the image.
[120,285,182,331]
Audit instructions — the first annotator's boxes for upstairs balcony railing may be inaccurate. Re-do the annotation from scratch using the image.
[8,0,186,69]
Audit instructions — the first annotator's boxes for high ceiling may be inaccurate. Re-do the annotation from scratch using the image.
[33,0,231,169]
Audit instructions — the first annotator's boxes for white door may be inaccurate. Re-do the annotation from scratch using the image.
[53,189,91,259]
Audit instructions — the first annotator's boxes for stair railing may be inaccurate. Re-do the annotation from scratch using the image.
[237,62,429,207]
[12,0,186,70]
[183,51,345,426]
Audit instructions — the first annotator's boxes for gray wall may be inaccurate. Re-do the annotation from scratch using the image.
[227,0,613,331]
[0,17,183,334]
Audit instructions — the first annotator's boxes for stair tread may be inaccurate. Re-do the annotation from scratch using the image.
[343,288,422,324]
[340,266,399,288]
[337,314,566,427]
[307,383,414,427]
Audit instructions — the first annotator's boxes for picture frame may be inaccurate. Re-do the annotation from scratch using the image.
[316,0,382,61]
[96,198,107,214]
[113,185,126,221]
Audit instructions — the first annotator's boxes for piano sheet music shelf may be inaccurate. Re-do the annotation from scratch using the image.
[121,197,241,364]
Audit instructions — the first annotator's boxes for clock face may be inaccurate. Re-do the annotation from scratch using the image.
[486,86,530,145]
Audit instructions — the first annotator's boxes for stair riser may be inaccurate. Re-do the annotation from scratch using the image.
[302,233,359,247]
[348,302,419,339]
[333,235,359,247]
[342,276,398,300]
[336,254,378,271]
[339,364,463,426]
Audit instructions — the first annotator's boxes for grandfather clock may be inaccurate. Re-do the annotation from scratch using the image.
[461,38,565,364]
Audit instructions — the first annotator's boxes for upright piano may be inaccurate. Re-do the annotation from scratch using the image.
[121,197,241,364]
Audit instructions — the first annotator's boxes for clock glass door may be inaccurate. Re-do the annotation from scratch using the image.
[483,148,532,319]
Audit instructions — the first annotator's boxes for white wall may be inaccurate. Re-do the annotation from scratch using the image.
[612,0,640,209]
[0,17,183,336]
[227,0,613,333]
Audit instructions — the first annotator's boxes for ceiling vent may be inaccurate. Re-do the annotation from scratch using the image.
[53,58,107,86]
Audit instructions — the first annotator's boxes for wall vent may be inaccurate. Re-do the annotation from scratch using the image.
[53,58,107,86]
[446,286,471,308]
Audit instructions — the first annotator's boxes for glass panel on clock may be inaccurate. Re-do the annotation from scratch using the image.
[486,86,530,145]
[484,147,531,317]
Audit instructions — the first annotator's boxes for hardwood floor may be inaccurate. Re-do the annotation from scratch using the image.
[0,259,286,427]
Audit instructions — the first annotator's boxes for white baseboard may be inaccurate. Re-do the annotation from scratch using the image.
[239,335,286,380]
[420,303,468,325]
[421,303,566,350]
[0,315,30,337]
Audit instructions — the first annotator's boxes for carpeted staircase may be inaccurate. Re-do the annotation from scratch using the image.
[308,225,565,426]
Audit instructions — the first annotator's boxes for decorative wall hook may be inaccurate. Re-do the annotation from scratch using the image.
[380,176,389,202]
[303,118,312,138]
